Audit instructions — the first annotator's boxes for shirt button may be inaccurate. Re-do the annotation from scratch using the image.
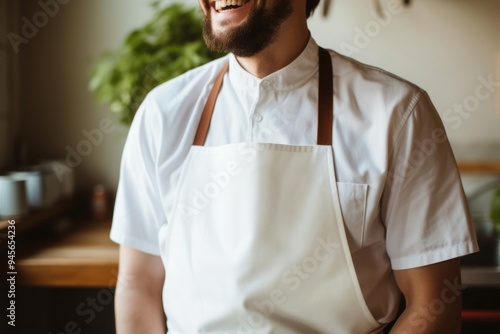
[262,80,271,88]
[253,114,263,122]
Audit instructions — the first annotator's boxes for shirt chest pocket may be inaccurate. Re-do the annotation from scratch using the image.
[336,182,368,253]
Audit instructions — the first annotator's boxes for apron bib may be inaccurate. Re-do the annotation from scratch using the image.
[159,48,382,333]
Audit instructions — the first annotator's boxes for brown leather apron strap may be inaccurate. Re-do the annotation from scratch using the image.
[193,62,229,146]
[317,47,334,146]
[193,47,333,146]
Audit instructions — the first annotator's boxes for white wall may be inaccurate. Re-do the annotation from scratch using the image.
[18,0,157,190]
[17,0,500,192]
[0,0,21,171]
[0,0,9,170]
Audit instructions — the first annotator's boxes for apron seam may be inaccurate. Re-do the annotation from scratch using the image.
[325,147,381,329]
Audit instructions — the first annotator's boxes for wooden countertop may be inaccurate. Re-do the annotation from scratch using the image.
[17,220,119,288]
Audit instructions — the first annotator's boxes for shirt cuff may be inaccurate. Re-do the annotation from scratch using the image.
[390,240,480,270]
[110,230,161,256]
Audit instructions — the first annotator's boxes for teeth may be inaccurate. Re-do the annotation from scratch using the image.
[215,0,245,12]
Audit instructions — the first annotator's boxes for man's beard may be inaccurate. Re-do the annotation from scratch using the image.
[202,0,293,57]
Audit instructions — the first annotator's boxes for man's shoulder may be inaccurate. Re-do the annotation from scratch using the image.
[146,55,230,108]
[328,49,423,99]
[128,55,229,140]
[326,48,428,133]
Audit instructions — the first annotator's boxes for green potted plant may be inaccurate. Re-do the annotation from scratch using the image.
[89,1,223,125]
[490,188,500,235]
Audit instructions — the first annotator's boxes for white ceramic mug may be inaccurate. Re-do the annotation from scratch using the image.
[0,176,29,218]
[9,170,45,209]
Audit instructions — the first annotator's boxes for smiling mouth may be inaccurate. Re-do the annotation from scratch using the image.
[214,0,250,13]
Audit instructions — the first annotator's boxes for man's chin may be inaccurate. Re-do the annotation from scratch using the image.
[203,0,292,57]
[210,24,242,39]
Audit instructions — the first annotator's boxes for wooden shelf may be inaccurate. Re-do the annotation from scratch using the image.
[0,196,78,236]
[458,161,500,174]
[461,266,500,287]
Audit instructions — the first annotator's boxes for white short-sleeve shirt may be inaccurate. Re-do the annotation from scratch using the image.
[111,37,478,323]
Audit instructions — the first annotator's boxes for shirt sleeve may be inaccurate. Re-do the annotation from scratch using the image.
[110,96,165,256]
[381,90,479,270]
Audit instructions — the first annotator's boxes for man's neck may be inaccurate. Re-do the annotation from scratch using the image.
[235,14,310,79]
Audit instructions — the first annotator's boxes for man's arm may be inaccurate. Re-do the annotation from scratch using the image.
[115,245,166,334]
[390,258,462,334]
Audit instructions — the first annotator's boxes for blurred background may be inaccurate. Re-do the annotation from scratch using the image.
[0,0,499,333]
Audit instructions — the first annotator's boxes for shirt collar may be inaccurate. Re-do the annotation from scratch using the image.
[228,37,319,92]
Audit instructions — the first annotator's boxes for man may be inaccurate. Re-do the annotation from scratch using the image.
[111,0,478,333]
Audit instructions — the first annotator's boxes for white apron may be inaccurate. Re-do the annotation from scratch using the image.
[159,48,383,333]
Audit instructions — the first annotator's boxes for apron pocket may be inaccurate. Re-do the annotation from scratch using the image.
[336,182,368,253]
